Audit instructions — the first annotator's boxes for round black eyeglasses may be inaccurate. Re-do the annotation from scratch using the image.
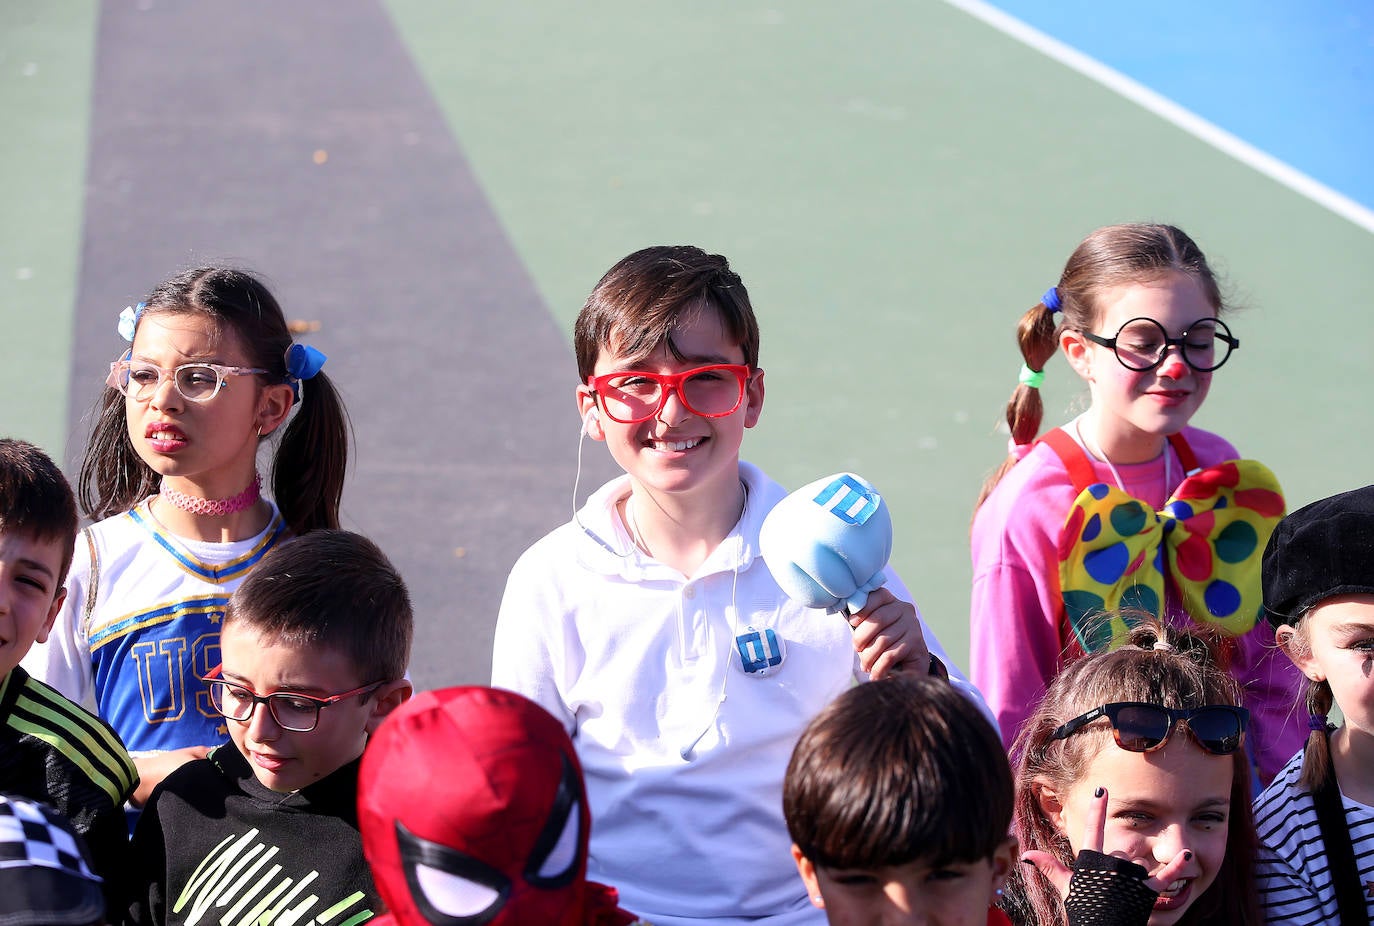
[1081,317,1238,373]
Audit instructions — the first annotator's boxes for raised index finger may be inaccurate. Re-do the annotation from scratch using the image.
[1079,786,1109,854]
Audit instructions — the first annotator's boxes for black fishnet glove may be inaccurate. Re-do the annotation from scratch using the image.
[1063,849,1158,926]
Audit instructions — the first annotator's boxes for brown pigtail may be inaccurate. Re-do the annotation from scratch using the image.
[976,299,1061,509]
[1297,677,1336,793]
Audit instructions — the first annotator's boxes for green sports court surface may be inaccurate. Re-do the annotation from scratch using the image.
[3,1,1371,689]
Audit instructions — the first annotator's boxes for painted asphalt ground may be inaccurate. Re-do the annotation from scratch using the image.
[383,0,1374,674]
[7,1,1373,690]
[69,1,617,691]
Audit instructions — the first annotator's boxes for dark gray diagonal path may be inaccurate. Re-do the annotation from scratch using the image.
[70,0,616,690]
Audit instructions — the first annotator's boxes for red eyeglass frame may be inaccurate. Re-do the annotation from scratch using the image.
[586,363,752,424]
[201,664,385,732]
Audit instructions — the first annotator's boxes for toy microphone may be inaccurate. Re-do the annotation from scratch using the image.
[759,472,893,615]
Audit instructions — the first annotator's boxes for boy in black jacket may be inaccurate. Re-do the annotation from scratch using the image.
[128,530,413,925]
[0,438,137,913]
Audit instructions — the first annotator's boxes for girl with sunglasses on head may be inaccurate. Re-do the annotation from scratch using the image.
[21,266,350,806]
[969,223,1301,784]
[1254,485,1374,924]
[1006,617,1261,926]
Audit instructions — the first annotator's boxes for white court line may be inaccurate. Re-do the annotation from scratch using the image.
[943,0,1374,235]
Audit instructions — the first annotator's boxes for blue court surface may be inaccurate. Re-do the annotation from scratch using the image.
[963,0,1373,223]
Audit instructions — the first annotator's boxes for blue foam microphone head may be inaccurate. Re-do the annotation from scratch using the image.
[759,473,893,614]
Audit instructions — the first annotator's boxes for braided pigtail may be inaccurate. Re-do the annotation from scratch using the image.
[1297,676,1336,792]
[975,292,1062,510]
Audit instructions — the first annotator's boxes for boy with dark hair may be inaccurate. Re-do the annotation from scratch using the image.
[784,675,1016,926]
[128,530,414,925]
[494,245,986,924]
[0,438,138,910]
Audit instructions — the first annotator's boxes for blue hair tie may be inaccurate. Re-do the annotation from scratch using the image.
[284,343,327,402]
[1042,287,1062,313]
[117,303,145,342]
[1308,713,1330,731]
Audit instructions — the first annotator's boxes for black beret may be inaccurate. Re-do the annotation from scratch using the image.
[1262,483,1374,629]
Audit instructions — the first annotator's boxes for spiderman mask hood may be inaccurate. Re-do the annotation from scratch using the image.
[358,686,638,926]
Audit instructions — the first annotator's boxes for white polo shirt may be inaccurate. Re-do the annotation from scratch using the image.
[493,461,988,926]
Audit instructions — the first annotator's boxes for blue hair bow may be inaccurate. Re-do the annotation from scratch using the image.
[284,343,327,402]
[117,303,145,342]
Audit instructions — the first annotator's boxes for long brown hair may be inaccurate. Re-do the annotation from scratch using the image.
[976,224,1224,510]
[1004,618,1260,926]
[78,267,351,535]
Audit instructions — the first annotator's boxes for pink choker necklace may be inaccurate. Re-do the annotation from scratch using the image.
[160,475,262,516]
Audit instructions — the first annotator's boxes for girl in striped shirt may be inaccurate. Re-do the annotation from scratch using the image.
[1255,484,1374,924]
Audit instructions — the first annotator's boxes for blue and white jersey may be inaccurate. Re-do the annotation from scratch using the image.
[22,498,287,754]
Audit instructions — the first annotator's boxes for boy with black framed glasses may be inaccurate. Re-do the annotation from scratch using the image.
[127,530,413,925]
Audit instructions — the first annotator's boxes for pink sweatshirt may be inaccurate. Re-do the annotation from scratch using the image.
[970,424,1304,782]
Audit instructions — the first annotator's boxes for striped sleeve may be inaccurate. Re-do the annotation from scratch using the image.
[8,674,138,806]
[1253,750,1374,925]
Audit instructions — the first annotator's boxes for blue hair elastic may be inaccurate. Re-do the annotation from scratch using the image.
[1042,287,1062,313]
[117,303,145,342]
[1308,713,1330,731]
[284,343,327,402]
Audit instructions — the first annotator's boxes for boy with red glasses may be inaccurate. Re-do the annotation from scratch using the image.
[127,530,413,925]
[493,245,987,926]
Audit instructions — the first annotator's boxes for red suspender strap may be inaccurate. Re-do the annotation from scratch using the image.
[1040,427,1199,490]
[1038,428,1097,495]
[1038,428,1096,659]
[1167,431,1199,474]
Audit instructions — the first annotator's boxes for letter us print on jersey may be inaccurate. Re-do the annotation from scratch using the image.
[92,596,228,749]
[174,829,374,926]
[23,498,287,754]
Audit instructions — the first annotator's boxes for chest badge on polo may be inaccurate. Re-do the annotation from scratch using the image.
[736,625,785,675]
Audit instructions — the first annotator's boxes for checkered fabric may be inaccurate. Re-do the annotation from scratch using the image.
[0,794,104,926]
[0,795,98,880]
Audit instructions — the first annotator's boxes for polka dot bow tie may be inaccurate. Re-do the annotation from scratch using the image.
[1058,460,1285,652]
